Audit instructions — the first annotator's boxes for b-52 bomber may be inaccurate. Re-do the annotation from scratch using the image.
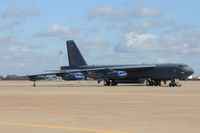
[27,40,194,87]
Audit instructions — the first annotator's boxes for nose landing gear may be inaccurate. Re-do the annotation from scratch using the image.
[169,79,182,87]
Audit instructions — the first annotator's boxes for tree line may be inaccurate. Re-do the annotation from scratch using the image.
[0,75,28,80]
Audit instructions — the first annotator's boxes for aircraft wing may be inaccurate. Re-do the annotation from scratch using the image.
[74,64,156,72]
[19,72,62,78]
[45,64,156,73]
[24,64,155,79]
[22,70,85,81]
[106,64,156,71]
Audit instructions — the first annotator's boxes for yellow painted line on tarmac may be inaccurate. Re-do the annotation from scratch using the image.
[0,122,129,133]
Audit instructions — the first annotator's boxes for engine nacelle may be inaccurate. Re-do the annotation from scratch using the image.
[105,70,127,79]
[116,71,127,78]
[62,73,85,80]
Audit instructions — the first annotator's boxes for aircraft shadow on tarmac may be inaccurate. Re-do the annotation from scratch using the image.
[32,83,169,87]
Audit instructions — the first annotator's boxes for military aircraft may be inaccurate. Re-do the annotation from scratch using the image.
[27,40,194,87]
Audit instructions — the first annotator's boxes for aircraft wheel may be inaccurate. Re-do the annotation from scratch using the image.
[33,84,36,87]
[111,80,118,86]
[104,80,110,86]
[146,81,150,86]
[176,83,181,87]
[169,83,175,87]
[153,80,161,86]
[146,80,153,86]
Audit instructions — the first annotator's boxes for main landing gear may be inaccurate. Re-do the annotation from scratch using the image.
[146,79,182,87]
[169,79,181,87]
[146,79,161,86]
[103,80,118,86]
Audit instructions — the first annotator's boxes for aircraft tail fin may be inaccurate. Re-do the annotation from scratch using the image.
[66,40,87,66]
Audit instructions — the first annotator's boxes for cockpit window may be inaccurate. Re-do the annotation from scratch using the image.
[178,65,184,68]
[178,64,188,68]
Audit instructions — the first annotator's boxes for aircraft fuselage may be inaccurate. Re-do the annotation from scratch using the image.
[60,63,194,81]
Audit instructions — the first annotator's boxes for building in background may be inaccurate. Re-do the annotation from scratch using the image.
[188,75,193,79]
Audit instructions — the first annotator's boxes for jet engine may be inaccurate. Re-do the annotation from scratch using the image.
[62,72,85,80]
[105,70,127,79]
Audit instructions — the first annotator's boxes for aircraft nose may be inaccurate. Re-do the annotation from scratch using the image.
[185,67,194,76]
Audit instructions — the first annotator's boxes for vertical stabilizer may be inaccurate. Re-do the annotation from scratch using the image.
[66,40,87,66]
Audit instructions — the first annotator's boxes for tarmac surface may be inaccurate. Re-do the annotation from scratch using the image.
[0,80,200,133]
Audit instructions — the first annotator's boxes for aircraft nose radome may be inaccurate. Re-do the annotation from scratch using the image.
[186,67,194,76]
[189,68,194,75]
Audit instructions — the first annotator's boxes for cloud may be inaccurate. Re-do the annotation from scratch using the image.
[0,24,10,30]
[131,7,162,18]
[120,22,157,33]
[120,20,176,33]
[0,45,59,76]
[88,6,162,21]
[88,6,125,20]
[33,24,79,39]
[87,28,98,33]
[29,43,45,49]
[106,24,117,30]
[115,31,200,55]
[115,32,158,52]
[163,24,197,35]
[2,5,39,18]
[75,38,111,65]
[157,58,167,63]
[81,37,110,50]
[0,22,20,31]
[0,34,18,45]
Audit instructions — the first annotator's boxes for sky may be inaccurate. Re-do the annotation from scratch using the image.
[0,0,199,76]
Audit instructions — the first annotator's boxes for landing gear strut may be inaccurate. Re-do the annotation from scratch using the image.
[111,80,118,86]
[103,80,118,86]
[154,80,161,86]
[169,79,181,87]
[33,81,36,87]
[103,80,110,86]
